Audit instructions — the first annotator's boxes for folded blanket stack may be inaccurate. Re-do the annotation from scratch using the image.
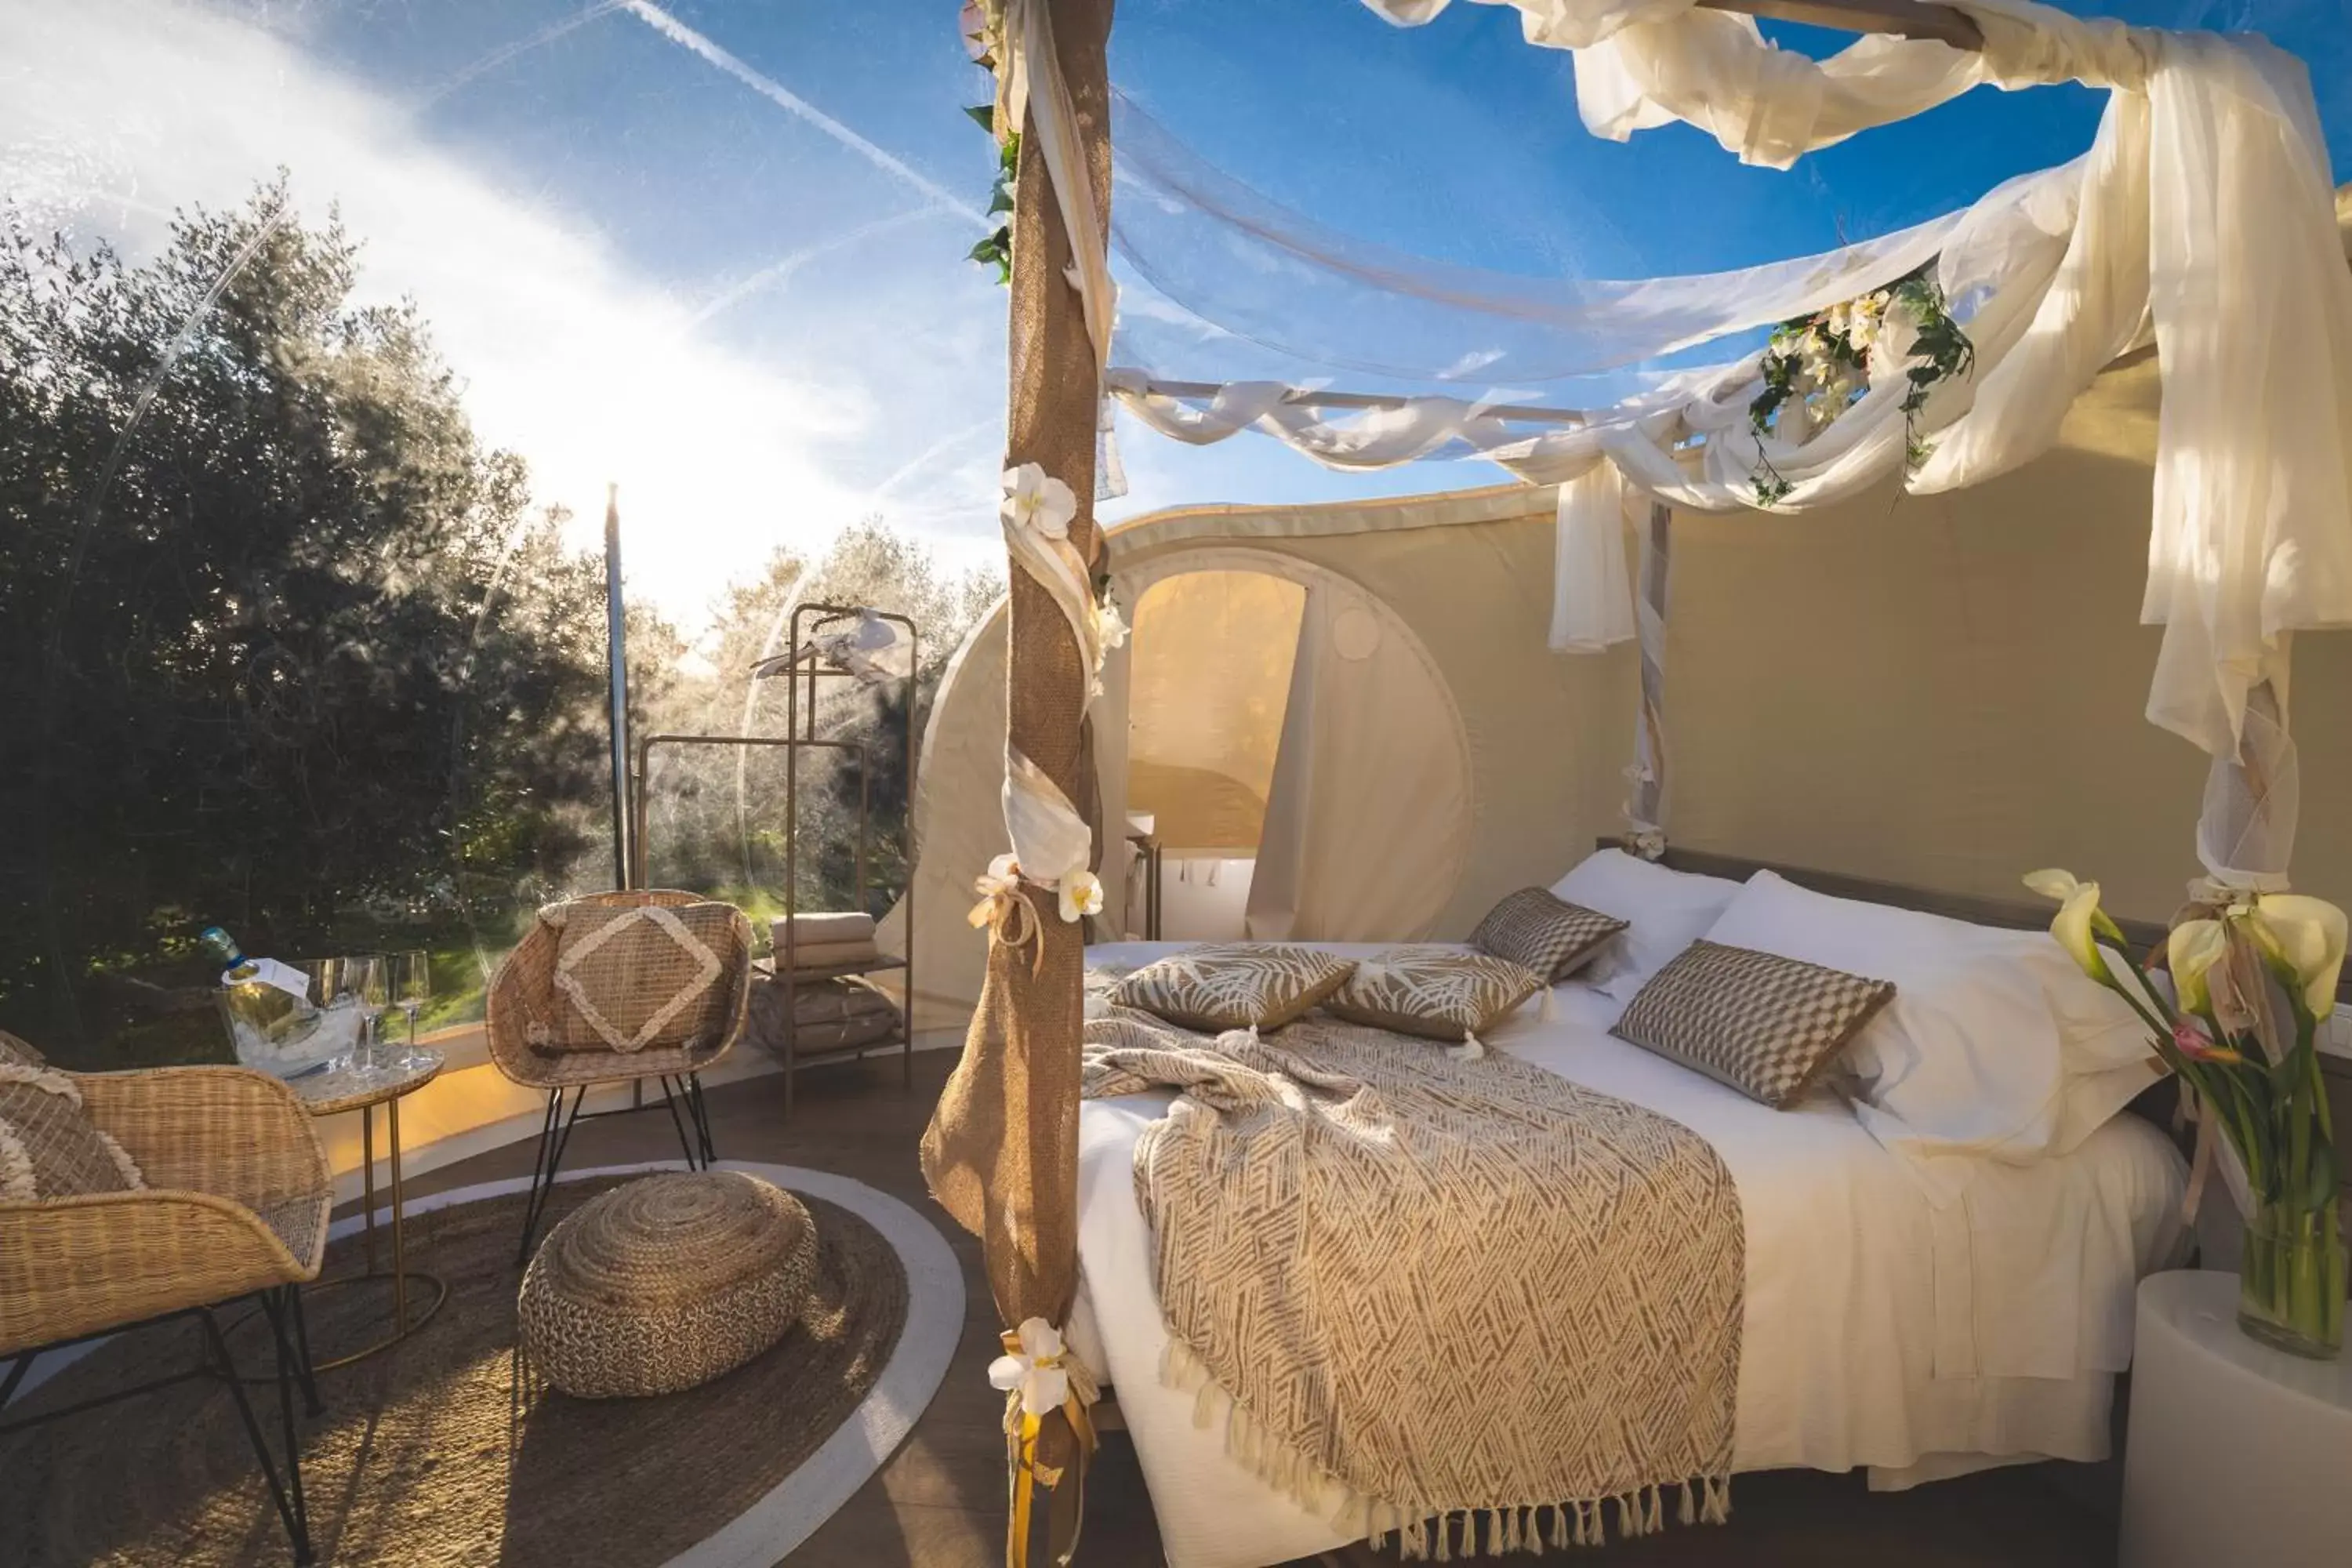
[771,911,878,971]
[746,973,900,1060]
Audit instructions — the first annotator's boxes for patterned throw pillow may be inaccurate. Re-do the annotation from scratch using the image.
[0,1029,45,1067]
[550,902,747,1054]
[1109,945,1356,1033]
[1468,888,1628,983]
[0,1060,143,1201]
[1324,946,1546,1047]
[1612,939,1896,1109]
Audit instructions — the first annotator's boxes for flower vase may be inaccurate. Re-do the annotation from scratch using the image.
[2237,1198,2347,1359]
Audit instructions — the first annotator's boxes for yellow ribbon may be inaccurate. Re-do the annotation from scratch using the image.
[1000,1327,1098,1568]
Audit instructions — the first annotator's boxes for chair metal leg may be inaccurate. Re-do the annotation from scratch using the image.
[198,1302,314,1566]
[259,1289,311,1552]
[515,1087,586,1265]
[687,1072,717,1165]
[656,1075,699,1171]
[285,1283,322,1417]
[1,1349,34,1413]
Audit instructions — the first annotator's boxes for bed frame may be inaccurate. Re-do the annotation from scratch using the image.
[1599,839,2172,953]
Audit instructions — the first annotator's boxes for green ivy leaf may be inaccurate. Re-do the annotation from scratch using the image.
[964,103,995,133]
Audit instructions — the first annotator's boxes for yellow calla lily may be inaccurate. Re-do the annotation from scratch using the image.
[2252,893,2348,1021]
[2166,919,2227,1016]
[2049,878,2116,986]
[2023,868,2082,902]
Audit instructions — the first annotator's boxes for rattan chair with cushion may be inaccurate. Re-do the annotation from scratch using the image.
[0,1058,332,1564]
[486,889,754,1261]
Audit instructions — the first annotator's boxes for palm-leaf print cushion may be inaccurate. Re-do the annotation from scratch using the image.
[1324,946,1545,1044]
[1109,944,1356,1033]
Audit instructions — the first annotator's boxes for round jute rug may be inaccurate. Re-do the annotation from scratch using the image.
[0,1174,909,1567]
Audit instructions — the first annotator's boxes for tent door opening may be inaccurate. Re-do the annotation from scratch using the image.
[1119,568,1306,940]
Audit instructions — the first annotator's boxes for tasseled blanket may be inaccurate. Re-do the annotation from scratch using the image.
[1082,1007,1743,1559]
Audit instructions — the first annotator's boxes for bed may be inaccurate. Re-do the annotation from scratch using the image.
[1065,857,2192,1568]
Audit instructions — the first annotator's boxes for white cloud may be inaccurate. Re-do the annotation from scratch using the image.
[0,0,987,617]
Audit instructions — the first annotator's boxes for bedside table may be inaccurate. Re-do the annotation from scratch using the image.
[2121,1269,2352,1566]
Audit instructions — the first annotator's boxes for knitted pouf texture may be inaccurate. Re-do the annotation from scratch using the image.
[519,1171,816,1399]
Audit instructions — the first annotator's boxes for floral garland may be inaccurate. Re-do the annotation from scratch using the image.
[1746,266,1973,505]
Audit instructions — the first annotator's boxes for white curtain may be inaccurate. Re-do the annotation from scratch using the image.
[1245,581,1474,942]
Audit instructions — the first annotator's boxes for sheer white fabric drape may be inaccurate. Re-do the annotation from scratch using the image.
[1121,6,2352,775]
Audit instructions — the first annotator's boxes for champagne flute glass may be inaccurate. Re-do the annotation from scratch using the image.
[390,949,431,1065]
[350,954,390,1072]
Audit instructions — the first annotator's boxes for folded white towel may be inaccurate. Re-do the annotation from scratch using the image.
[777,937,881,970]
[774,911,876,947]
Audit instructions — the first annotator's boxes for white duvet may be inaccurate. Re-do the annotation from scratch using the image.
[1069,944,2188,1568]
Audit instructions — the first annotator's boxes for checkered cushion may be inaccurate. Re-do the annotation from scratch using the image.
[1612,940,1895,1108]
[1109,945,1356,1033]
[1468,888,1627,983]
[1325,946,1546,1043]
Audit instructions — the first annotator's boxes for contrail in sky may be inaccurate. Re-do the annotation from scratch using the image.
[623,1,993,230]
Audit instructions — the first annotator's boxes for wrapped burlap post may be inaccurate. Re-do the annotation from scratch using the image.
[920,1,1113,1561]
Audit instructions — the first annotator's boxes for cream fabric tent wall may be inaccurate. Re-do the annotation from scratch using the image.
[885,350,2351,1027]
[1663,347,2351,923]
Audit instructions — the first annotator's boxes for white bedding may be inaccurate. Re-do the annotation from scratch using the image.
[1072,942,2188,1568]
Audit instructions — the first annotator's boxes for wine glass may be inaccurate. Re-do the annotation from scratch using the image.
[390,949,432,1065]
[349,954,390,1071]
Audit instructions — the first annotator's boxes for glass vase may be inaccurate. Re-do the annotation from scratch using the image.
[2236,1197,2347,1359]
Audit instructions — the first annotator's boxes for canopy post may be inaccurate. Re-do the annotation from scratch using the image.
[919,0,1115,1559]
[1627,502,1673,856]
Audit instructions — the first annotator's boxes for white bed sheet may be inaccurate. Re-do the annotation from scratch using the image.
[1073,942,2188,1568]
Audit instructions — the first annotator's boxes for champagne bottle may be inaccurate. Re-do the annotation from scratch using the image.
[200,926,322,1049]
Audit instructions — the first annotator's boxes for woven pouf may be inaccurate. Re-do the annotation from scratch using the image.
[518,1171,816,1399]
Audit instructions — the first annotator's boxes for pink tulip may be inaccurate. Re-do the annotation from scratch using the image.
[2173,1018,2243,1066]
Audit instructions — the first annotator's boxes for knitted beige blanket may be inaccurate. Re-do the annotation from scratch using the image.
[1082,1010,1743,1559]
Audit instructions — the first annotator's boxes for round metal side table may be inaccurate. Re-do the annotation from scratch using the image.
[291,1049,450,1370]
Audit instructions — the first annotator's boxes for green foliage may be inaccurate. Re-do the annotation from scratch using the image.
[967,126,1020,285]
[0,180,610,1062]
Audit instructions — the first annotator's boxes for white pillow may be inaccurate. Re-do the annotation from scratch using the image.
[1701,871,2157,1202]
[2011,938,2167,1151]
[1548,849,1744,1001]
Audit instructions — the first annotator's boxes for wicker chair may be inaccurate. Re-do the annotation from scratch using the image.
[486,889,754,1261]
[0,1063,332,1564]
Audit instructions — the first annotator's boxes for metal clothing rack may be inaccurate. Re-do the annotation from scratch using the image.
[775,604,920,1116]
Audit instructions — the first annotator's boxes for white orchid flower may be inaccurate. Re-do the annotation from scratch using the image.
[2251,893,2348,1021]
[1059,866,1104,924]
[2167,918,2227,1016]
[968,851,1021,929]
[989,1316,1072,1418]
[1001,463,1076,541]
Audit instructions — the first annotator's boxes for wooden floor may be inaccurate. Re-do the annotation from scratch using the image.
[385,1050,2118,1568]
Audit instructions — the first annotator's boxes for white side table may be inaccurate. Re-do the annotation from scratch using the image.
[2121,1270,2352,1568]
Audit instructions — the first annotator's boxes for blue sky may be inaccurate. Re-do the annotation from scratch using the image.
[5,0,2347,621]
